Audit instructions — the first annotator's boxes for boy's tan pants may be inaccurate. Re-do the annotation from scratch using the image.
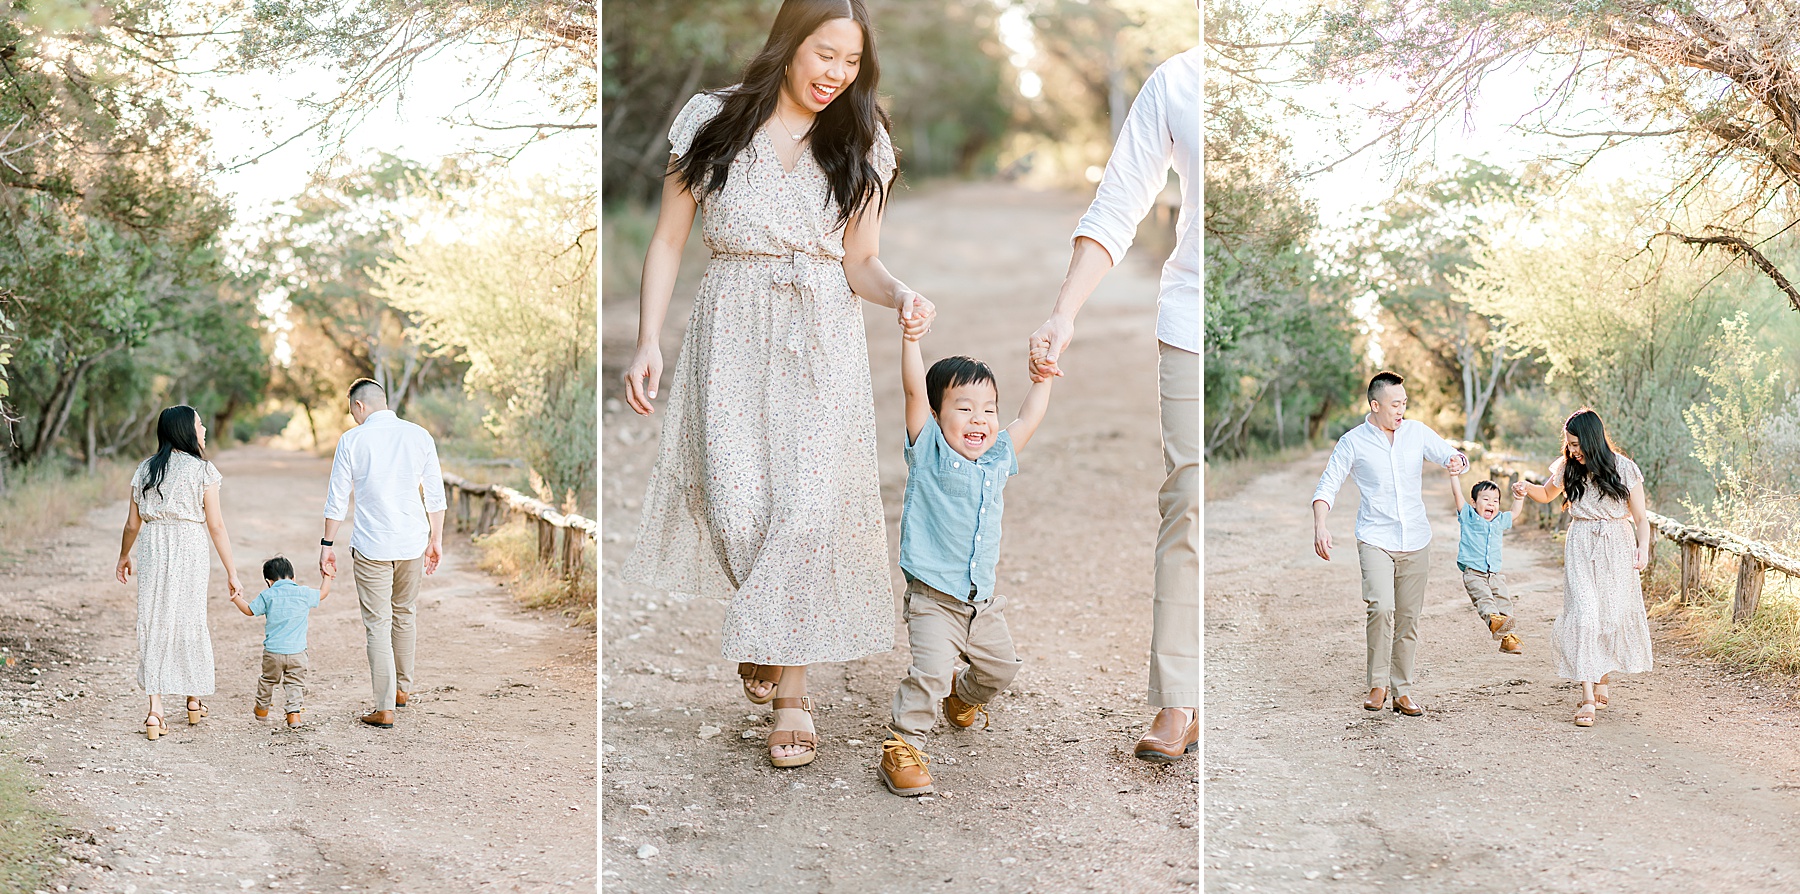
[256,650,308,711]
[352,550,422,712]
[890,580,1024,750]
[1460,566,1512,625]
[1358,542,1430,697]
[1151,342,1200,708]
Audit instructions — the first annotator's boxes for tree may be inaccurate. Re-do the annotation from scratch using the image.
[1355,160,1538,441]
[1205,1,1360,457]
[251,155,472,422]
[1311,1,1800,312]
[378,178,597,512]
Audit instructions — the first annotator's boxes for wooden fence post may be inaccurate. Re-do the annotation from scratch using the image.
[1679,540,1703,604]
[560,527,584,580]
[1733,555,1768,624]
[536,517,556,566]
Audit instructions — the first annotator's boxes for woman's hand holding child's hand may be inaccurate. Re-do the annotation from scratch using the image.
[897,289,933,341]
[1511,481,1528,500]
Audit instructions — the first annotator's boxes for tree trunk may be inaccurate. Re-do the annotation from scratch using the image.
[301,401,319,450]
[1308,395,1332,443]
[85,399,99,474]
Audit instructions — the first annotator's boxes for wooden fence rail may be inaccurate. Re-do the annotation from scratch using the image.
[440,473,596,581]
[1484,463,1800,623]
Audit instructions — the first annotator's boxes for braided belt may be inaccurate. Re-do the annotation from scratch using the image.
[710,250,839,361]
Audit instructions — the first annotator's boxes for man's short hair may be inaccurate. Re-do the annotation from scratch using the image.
[925,355,998,415]
[262,556,295,581]
[347,377,385,405]
[1368,371,1405,404]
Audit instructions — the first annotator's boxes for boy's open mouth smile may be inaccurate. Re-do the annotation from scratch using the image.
[962,431,987,450]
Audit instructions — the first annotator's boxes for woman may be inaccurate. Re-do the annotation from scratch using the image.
[621,0,933,768]
[1514,409,1653,727]
[116,406,243,739]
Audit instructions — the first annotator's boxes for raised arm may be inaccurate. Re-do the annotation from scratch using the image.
[1449,470,1468,512]
[843,184,931,340]
[901,331,931,444]
[1005,378,1055,452]
[623,167,699,415]
[1420,426,1469,474]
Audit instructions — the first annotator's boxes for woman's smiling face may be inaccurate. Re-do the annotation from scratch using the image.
[1563,429,1585,464]
[784,17,863,113]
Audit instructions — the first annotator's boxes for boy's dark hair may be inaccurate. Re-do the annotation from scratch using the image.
[1470,480,1500,501]
[1368,371,1405,404]
[262,556,295,582]
[925,355,998,415]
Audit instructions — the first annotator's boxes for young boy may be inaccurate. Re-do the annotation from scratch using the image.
[1450,472,1526,654]
[231,556,331,728]
[878,325,1054,797]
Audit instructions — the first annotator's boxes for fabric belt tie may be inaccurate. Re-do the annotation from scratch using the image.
[711,250,835,361]
[143,517,205,526]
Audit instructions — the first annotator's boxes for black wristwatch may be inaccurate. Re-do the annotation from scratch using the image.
[320,539,334,547]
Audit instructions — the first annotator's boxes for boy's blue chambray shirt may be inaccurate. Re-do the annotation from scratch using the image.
[1457,503,1513,573]
[249,579,321,654]
[899,416,1019,602]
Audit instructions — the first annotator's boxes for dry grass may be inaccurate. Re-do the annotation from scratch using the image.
[0,460,133,560]
[1648,551,1800,677]
[472,518,596,627]
[0,743,59,891]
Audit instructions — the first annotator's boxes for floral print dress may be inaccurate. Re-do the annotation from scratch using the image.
[1548,455,1653,683]
[623,91,898,665]
[132,452,221,695]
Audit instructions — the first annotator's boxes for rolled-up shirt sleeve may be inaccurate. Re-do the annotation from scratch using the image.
[1313,436,1355,509]
[323,441,353,521]
[1071,65,1174,266]
[419,433,447,513]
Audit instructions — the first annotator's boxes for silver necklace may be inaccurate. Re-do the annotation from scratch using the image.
[773,109,810,141]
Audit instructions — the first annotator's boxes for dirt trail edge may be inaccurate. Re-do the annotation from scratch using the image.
[0,446,596,893]
[1205,452,1800,894]
[601,182,1199,894]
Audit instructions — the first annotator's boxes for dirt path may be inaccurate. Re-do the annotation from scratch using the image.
[1204,452,1800,893]
[0,446,596,893]
[599,182,1198,893]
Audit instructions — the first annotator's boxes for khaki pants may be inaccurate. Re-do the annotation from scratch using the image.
[1150,342,1200,708]
[352,550,422,712]
[890,579,1024,750]
[1357,542,1429,697]
[256,650,308,712]
[1460,567,1512,628]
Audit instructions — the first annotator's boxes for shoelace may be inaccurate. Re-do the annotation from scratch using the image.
[885,739,930,769]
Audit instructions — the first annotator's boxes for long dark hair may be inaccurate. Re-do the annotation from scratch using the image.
[1562,409,1630,505]
[141,406,204,499]
[674,0,893,227]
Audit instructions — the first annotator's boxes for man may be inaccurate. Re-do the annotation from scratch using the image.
[1312,372,1468,716]
[321,378,446,729]
[1027,45,1198,762]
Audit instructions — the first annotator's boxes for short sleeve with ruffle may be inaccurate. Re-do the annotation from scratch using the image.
[668,92,724,160]
[1546,456,1565,490]
[203,461,223,489]
[1617,456,1642,491]
[870,123,896,184]
[131,460,148,492]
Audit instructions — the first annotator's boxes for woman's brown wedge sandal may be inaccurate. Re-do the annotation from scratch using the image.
[186,698,208,725]
[767,696,818,768]
[738,663,783,705]
[145,712,168,740]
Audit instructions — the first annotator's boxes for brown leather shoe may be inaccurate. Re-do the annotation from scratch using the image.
[253,706,270,721]
[1487,613,1516,636]
[359,709,395,729]
[943,692,989,730]
[1391,695,1424,717]
[1134,707,1198,763]
[395,690,410,708]
[1499,634,1522,654]
[879,735,934,796]
[1363,687,1387,711]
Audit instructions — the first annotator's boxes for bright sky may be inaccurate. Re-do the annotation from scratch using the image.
[187,41,584,234]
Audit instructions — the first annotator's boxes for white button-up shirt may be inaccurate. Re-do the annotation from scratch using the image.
[323,410,447,561]
[1071,46,1199,353]
[1313,416,1464,553]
